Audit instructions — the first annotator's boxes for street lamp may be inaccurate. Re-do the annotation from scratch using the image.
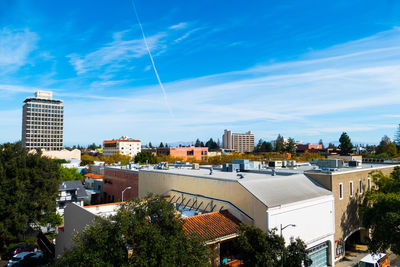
[280,223,296,267]
[121,186,132,202]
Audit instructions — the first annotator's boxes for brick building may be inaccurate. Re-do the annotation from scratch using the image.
[103,168,139,203]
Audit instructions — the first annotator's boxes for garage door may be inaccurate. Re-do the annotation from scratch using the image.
[309,242,328,267]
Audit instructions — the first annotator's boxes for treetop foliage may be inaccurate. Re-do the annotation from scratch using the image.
[339,132,354,155]
[54,195,209,267]
[0,142,60,246]
[362,166,400,255]
[235,224,312,267]
[134,151,157,164]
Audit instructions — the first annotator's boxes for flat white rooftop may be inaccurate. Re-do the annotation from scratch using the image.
[141,168,333,207]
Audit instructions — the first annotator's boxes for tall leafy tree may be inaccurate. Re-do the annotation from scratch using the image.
[134,151,158,164]
[59,166,83,182]
[148,142,153,148]
[0,142,60,246]
[361,167,400,255]
[339,132,354,155]
[387,143,398,157]
[235,224,312,267]
[114,196,209,266]
[275,134,285,153]
[53,217,128,267]
[376,135,391,155]
[205,138,219,151]
[55,195,209,266]
[159,142,164,148]
[194,139,202,147]
[284,238,312,267]
[285,138,297,155]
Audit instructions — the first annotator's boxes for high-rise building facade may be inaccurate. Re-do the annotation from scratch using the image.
[22,90,64,150]
[222,129,255,153]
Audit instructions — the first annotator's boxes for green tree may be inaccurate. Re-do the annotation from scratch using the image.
[87,143,99,150]
[148,142,153,148]
[39,211,63,230]
[59,166,83,182]
[134,151,157,164]
[387,142,398,157]
[275,134,285,153]
[159,142,164,148]
[53,217,128,267]
[361,167,400,255]
[376,135,391,155]
[205,138,219,151]
[194,139,202,147]
[114,195,209,266]
[0,142,60,246]
[235,224,312,267]
[339,132,354,155]
[285,138,297,155]
[284,237,312,267]
[328,143,337,149]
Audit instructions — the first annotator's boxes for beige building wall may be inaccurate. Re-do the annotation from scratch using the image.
[306,165,398,260]
[139,171,268,230]
[39,149,81,160]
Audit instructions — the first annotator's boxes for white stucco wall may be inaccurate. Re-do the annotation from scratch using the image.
[267,195,335,266]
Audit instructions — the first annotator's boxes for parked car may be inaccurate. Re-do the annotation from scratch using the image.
[358,253,390,267]
[1,244,38,260]
[7,251,43,267]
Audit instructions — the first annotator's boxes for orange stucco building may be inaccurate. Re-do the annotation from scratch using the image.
[156,146,209,161]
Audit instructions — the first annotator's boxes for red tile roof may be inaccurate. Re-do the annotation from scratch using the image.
[84,173,103,179]
[182,210,241,242]
[103,140,117,144]
[104,139,141,144]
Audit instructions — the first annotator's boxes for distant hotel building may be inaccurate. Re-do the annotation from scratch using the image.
[103,136,141,157]
[222,129,255,153]
[22,90,64,150]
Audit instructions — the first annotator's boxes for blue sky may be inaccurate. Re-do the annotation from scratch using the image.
[1,0,400,146]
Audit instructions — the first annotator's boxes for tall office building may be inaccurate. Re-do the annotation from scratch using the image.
[22,90,64,150]
[222,129,255,153]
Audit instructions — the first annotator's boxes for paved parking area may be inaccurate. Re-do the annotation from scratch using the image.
[335,251,400,267]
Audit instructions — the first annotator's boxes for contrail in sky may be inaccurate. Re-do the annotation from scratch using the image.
[130,0,174,117]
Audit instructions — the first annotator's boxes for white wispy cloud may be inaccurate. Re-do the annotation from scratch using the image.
[60,27,400,144]
[173,27,202,43]
[68,31,166,74]
[0,28,38,69]
[169,22,189,30]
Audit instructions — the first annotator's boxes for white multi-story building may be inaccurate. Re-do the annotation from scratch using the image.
[222,129,255,153]
[22,90,64,150]
[103,136,141,158]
